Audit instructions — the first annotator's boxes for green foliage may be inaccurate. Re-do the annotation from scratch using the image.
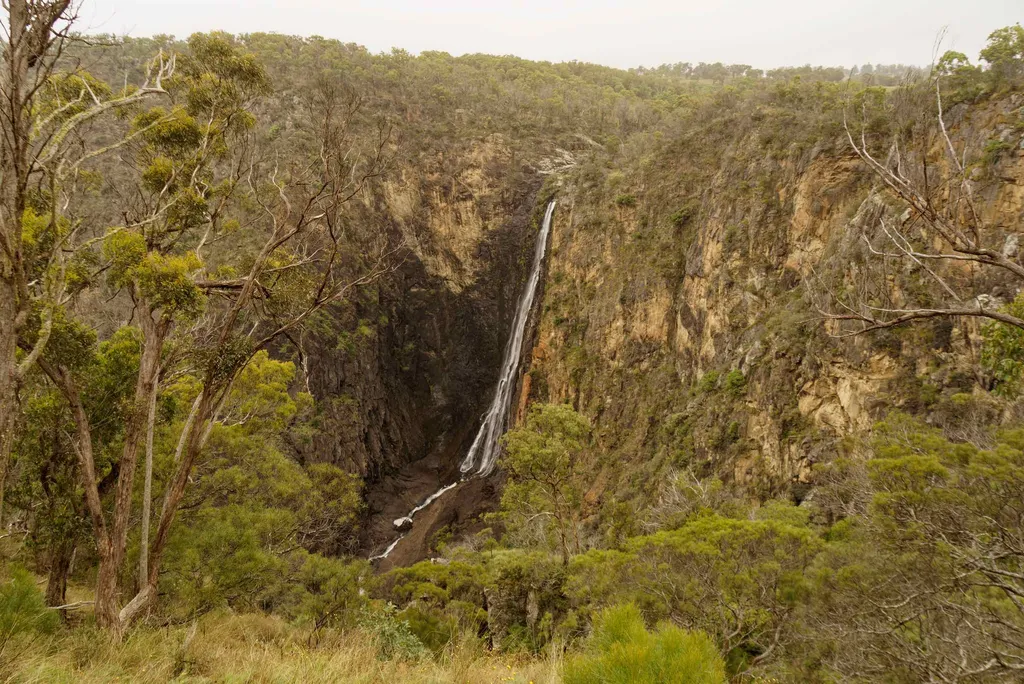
[40,309,98,372]
[133,251,205,318]
[103,228,205,318]
[295,554,374,630]
[980,23,1024,89]
[669,201,699,228]
[37,72,113,123]
[102,229,147,287]
[134,106,203,156]
[981,293,1024,396]
[359,603,427,661]
[564,604,725,684]
[141,155,175,192]
[388,555,490,651]
[614,194,637,207]
[220,351,308,431]
[501,404,592,562]
[722,369,746,396]
[179,32,273,113]
[697,370,719,393]
[386,548,566,654]
[162,504,295,615]
[0,568,59,660]
[568,512,819,672]
[935,50,985,103]
[803,415,1024,680]
[981,137,1013,166]
[159,355,360,618]
[20,208,71,279]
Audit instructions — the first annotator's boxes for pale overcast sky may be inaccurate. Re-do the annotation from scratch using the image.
[77,0,1021,70]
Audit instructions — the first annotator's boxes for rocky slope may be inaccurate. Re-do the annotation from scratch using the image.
[320,87,1024,564]
[519,92,1024,539]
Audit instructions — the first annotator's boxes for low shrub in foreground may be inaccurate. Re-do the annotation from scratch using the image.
[564,604,725,684]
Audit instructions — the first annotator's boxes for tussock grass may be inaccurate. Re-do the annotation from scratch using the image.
[5,612,562,683]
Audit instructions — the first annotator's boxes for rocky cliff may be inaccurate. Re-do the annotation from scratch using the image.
[291,136,549,558]
[318,88,1024,563]
[520,92,1024,538]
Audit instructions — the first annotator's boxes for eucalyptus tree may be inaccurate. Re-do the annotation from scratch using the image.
[0,0,173,522]
[500,404,592,565]
[35,36,397,634]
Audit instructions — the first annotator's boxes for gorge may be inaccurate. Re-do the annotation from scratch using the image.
[369,200,556,562]
[2,15,1023,681]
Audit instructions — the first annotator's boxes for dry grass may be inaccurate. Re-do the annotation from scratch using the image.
[4,612,563,683]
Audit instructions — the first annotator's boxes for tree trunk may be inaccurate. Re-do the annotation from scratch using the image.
[93,309,166,633]
[45,537,75,618]
[0,302,17,526]
[93,542,121,633]
[138,371,158,592]
[120,385,222,628]
[0,0,32,529]
[109,309,164,562]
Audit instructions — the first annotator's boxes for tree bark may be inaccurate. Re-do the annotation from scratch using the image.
[120,383,223,627]
[0,285,18,526]
[45,538,75,618]
[41,307,167,636]
[92,310,166,633]
[138,370,158,593]
[0,0,33,529]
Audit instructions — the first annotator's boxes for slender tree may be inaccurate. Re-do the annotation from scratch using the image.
[38,52,397,634]
[0,0,173,523]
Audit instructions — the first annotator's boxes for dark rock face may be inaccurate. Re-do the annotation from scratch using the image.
[291,145,544,561]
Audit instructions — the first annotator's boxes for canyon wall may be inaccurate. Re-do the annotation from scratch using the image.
[521,94,1024,535]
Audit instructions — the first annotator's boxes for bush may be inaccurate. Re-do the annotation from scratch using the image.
[564,604,725,684]
[669,202,699,228]
[723,369,746,396]
[697,371,719,393]
[295,554,373,630]
[359,603,427,661]
[0,567,59,662]
[614,194,637,207]
[981,293,1024,396]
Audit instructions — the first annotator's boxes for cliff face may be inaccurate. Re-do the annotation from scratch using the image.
[295,79,1022,562]
[294,136,544,554]
[522,94,1024,528]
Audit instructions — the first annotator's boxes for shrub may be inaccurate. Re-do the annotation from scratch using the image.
[981,293,1024,396]
[295,554,373,631]
[0,567,59,662]
[981,138,1013,166]
[723,369,746,396]
[564,604,726,684]
[614,194,637,207]
[566,515,820,672]
[697,371,720,393]
[360,603,427,661]
[669,201,699,228]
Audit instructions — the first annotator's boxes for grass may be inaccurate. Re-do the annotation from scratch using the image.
[4,611,563,683]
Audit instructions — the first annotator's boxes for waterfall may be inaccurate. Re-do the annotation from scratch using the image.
[369,535,405,562]
[460,200,555,477]
[370,200,555,561]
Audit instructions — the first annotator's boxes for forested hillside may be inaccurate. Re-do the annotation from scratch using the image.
[0,2,1023,680]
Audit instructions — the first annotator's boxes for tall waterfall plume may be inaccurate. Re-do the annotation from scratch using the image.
[460,200,555,477]
[371,200,555,562]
